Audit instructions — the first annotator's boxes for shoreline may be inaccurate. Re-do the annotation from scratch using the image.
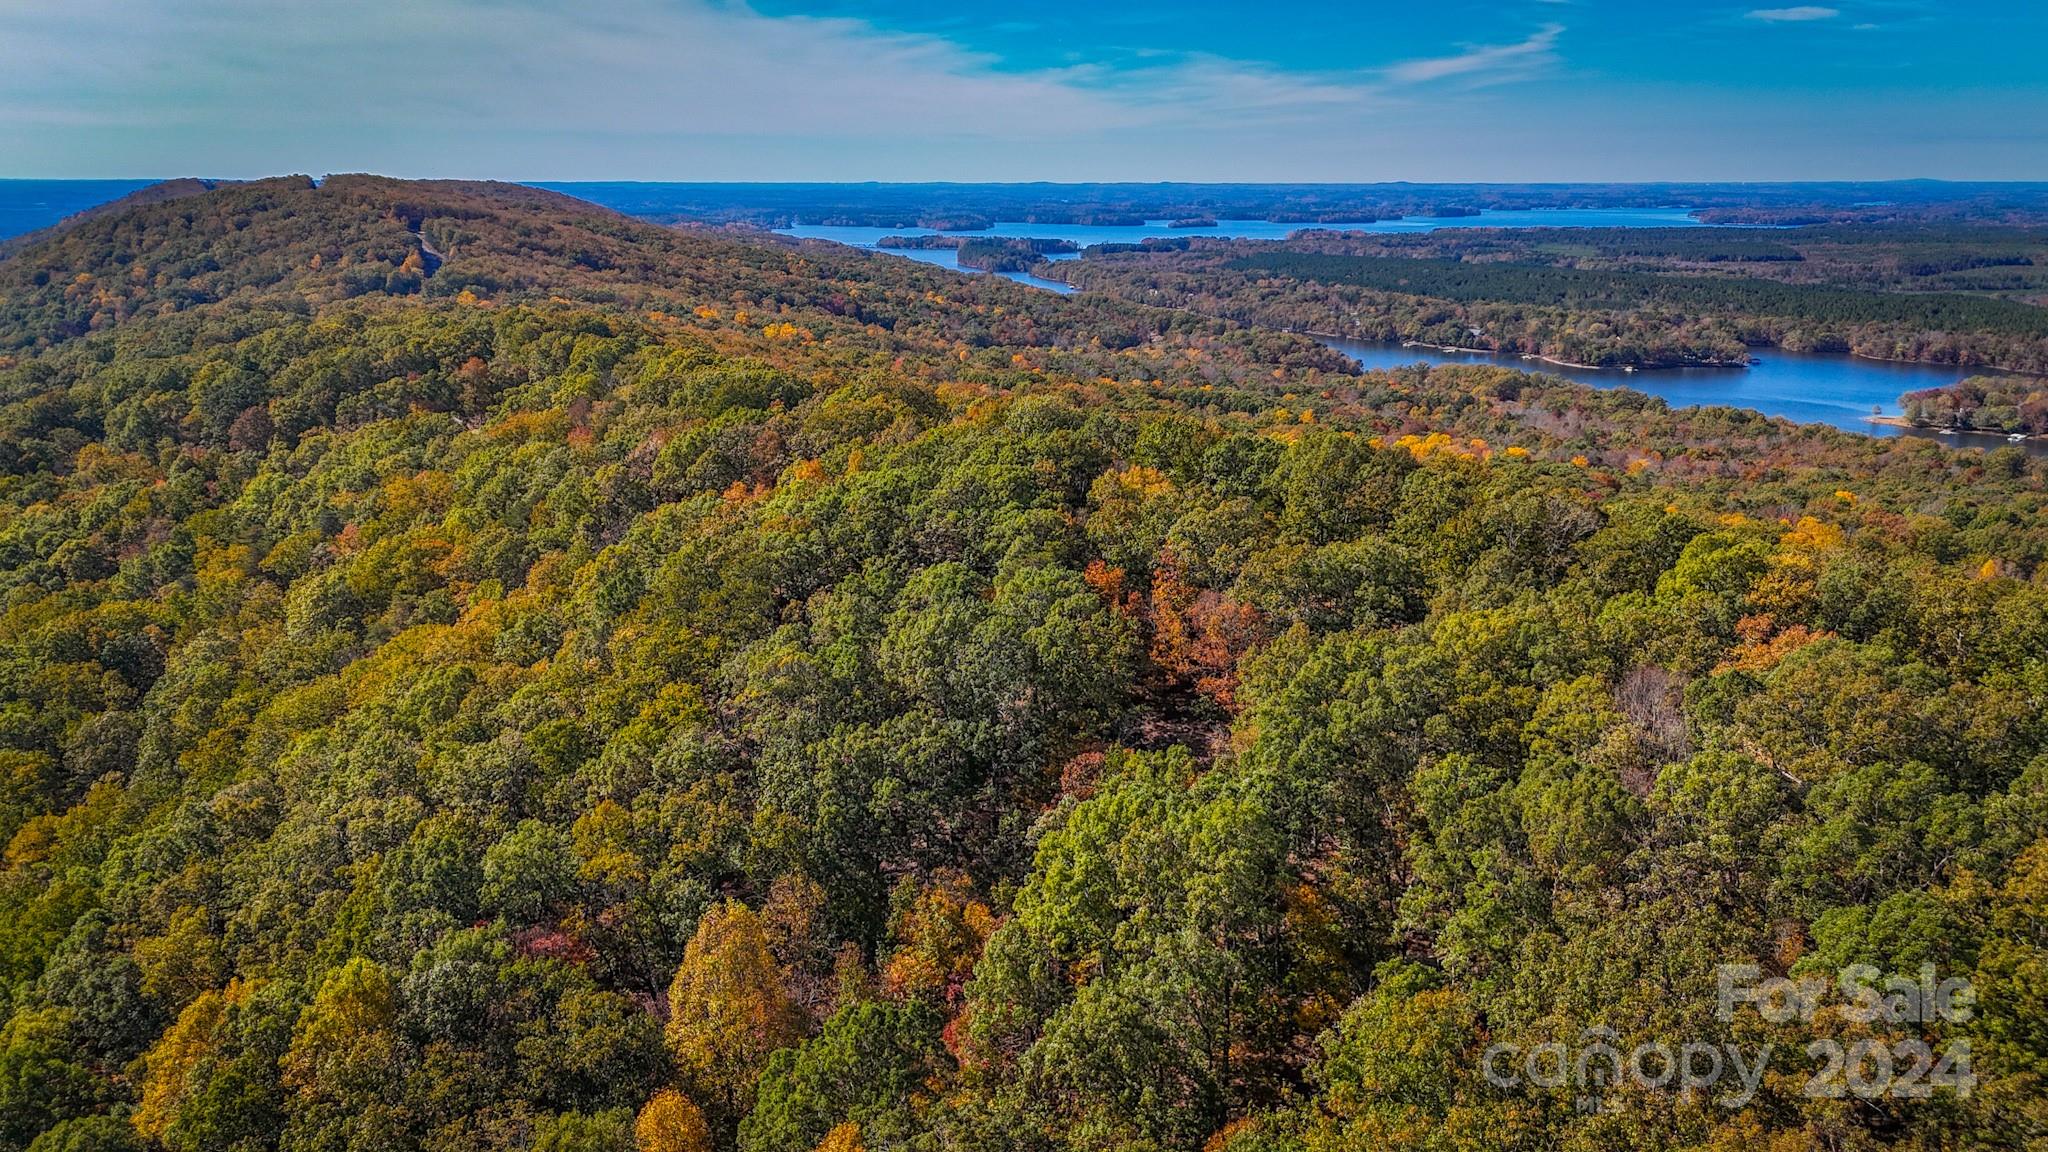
[1319,334,1749,373]
[1866,414,2044,442]
[1313,331,2033,379]
[1844,349,2027,376]
[1310,333,2048,450]
[1400,341,1656,372]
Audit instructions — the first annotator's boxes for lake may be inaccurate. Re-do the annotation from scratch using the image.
[1319,336,2044,455]
[778,206,1708,249]
[777,207,2030,449]
[812,242,1084,294]
[777,206,2032,449]
[777,208,1711,293]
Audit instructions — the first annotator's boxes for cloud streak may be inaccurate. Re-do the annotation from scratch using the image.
[1747,6,1841,21]
[0,1,2036,181]
[0,0,1577,177]
[1383,24,1565,86]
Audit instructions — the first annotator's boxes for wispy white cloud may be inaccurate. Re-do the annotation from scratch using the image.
[1747,6,1841,21]
[0,0,1574,177]
[1383,24,1565,86]
[4,0,2025,181]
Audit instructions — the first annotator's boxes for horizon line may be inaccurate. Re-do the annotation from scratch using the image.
[8,175,2048,187]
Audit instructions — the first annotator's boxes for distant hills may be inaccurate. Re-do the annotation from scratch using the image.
[0,177,232,257]
[536,178,2048,229]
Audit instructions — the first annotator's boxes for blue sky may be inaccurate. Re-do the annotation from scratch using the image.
[1,1,2042,181]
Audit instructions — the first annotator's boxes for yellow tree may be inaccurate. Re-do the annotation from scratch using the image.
[635,1089,713,1152]
[134,987,232,1142]
[279,958,408,1152]
[665,900,805,1126]
[813,1122,865,1152]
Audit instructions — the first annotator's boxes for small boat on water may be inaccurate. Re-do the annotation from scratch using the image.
[2010,433,2028,442]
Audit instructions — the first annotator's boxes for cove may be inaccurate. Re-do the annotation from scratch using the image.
[827,242,1080,294]
[1318,336,2044,456]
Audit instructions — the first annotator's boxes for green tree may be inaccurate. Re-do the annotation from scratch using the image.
[279,959,411,1152]
[739,1000,947,1152]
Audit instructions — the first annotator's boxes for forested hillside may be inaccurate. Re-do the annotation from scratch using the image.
[1,178,2045,1152]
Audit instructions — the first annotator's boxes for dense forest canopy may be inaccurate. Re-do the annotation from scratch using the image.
[1261,224,2048,297]
[1225,253,2048,337]
[0,177,2045,1152]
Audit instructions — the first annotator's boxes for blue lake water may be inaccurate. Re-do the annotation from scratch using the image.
[833,244,1083,294]
[0,179,158,240]
[778,208,1709,293]
[781,205,2030,447]
[1320,336,2042,453]
[778,207,1707,250]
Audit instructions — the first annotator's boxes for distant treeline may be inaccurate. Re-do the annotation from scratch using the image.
[1280,222,2048,295]
[538,180,2048,229]
[871,235,1082,272]
[1051,221,2048,371]
[877,235,1078,255]
[1582,233,1806,262]
[954,238,1080,272]
[1227,253,2048,339]
[1085,237,1195,256]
